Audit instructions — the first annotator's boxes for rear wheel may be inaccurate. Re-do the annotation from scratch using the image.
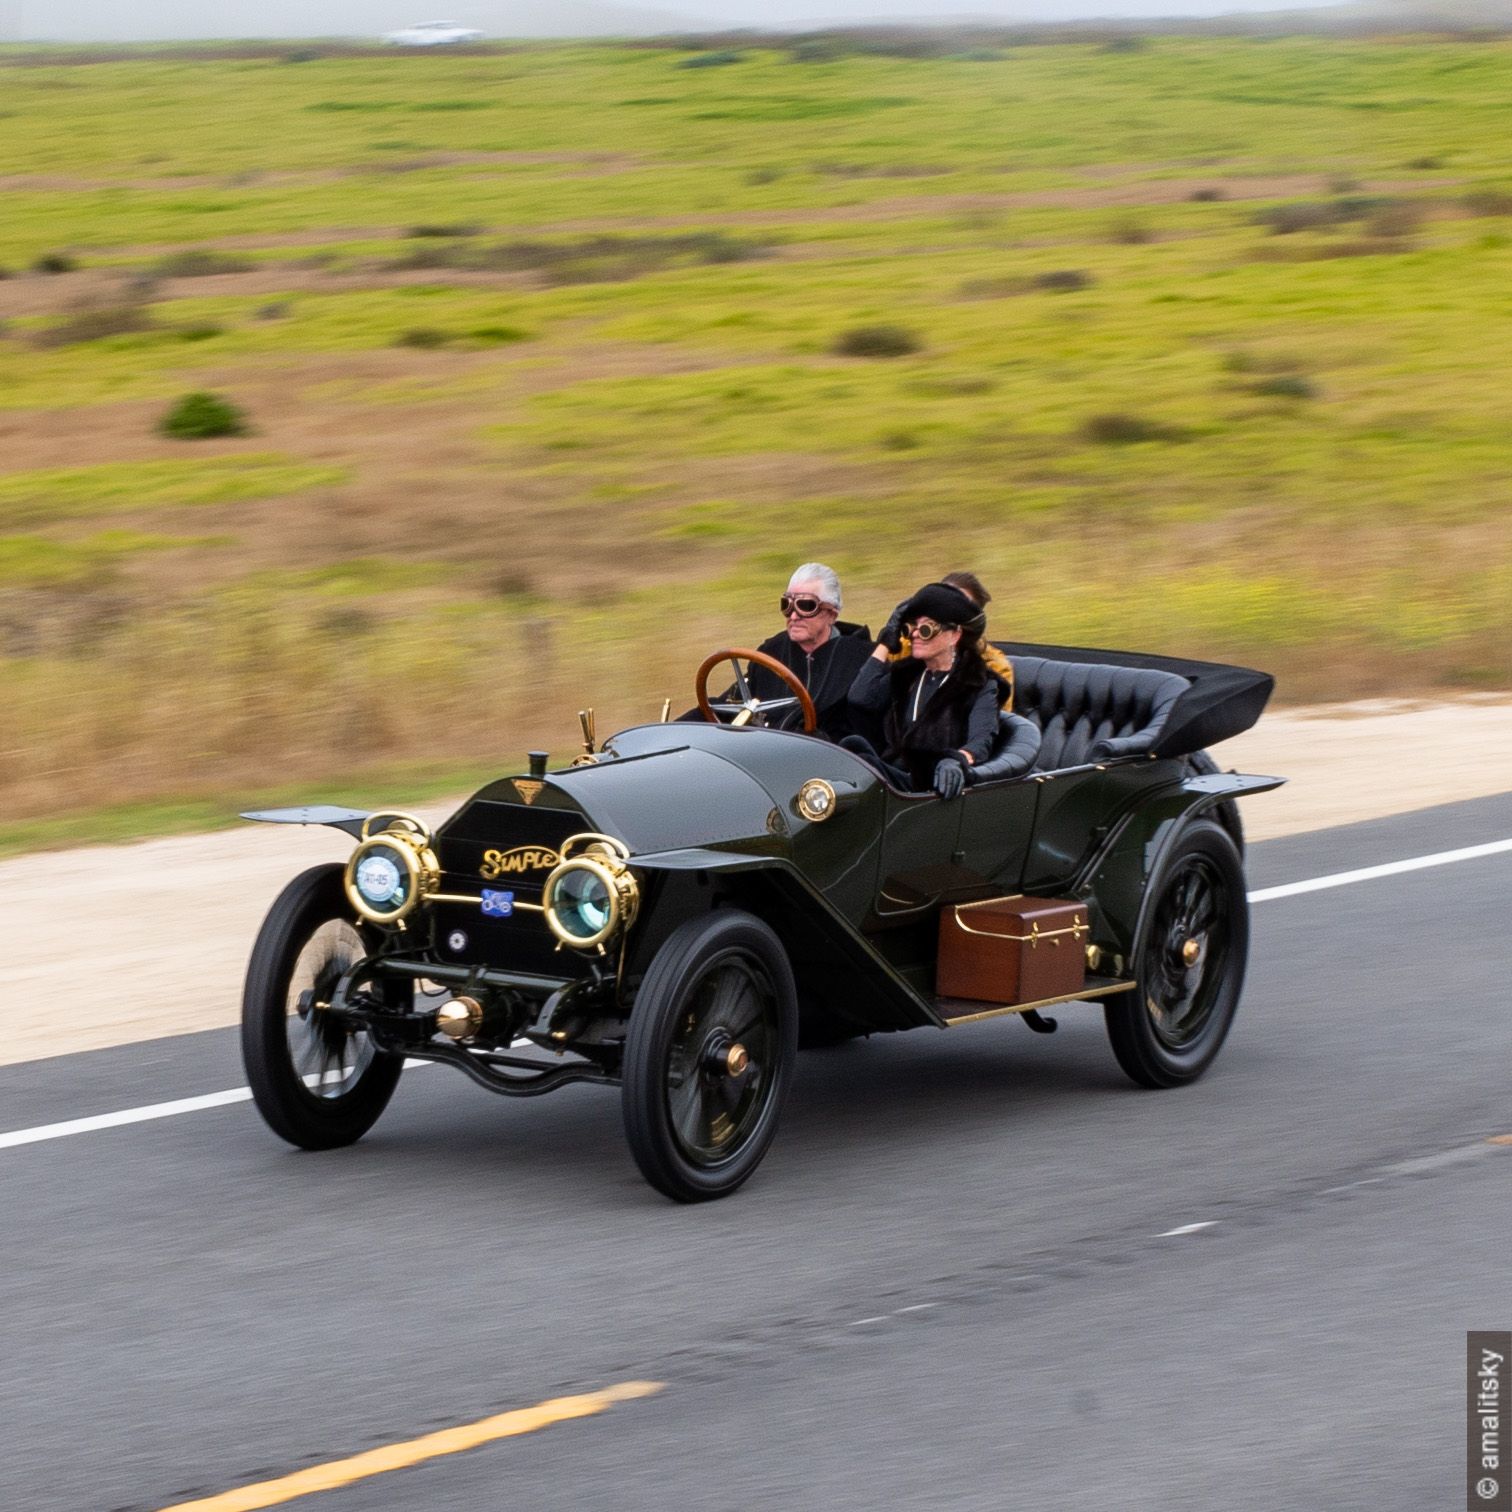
[242,863,405,1149]
[622,910,798,1202]
[1104,820,1248,1089]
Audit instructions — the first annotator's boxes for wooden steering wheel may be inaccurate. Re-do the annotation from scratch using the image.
[694,647,818,733]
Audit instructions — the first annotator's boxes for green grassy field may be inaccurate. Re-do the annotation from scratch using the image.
[3,36,1511,846]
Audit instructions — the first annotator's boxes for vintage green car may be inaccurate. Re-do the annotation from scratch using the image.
[241,640,1281,1202]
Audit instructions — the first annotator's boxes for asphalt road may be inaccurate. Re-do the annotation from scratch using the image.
[2,792,1509,1512]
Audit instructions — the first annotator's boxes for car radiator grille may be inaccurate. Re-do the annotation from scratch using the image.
[430,800,592,978]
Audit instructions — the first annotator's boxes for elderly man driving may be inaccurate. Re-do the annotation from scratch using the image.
[682,562,874,740]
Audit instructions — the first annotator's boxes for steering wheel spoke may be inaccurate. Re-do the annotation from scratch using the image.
[694,648,818,733]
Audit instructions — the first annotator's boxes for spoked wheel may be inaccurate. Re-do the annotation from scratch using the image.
[242,863,405,1149]
[1104,819,1249,1089]
[622,910,798,1202]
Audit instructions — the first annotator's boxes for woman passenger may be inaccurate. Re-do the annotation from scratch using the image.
[842,581,1005,798]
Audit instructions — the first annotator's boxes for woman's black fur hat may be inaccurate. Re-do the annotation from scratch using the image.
[901,581,984,634]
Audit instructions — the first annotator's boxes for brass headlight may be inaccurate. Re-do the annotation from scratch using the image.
[542,833,640,951]
[343,812,440,926]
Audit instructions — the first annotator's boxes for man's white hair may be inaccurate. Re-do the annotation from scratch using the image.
[787,561,842,610]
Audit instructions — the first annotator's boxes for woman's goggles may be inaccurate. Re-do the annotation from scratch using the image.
[780,594,829,618]
[908,618,957,643]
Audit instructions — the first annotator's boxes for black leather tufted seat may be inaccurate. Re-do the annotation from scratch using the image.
[1009,655,1189,771]
[967,712,1042,784]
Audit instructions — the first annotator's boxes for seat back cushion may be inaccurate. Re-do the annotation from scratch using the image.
[1009,656,1189,770]
[968,712,1042,784]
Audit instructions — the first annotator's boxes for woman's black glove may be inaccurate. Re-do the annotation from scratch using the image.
[878,598,910,654]
[932,757,966,800]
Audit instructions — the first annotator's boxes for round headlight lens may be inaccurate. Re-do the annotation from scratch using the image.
[553,865,613,941]
[355,847,405,907]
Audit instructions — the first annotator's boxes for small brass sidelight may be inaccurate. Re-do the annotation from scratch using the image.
[795,778,837,823]
[435,995,483,1042]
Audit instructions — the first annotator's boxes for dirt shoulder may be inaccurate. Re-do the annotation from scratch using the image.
[5,696,1509,1070]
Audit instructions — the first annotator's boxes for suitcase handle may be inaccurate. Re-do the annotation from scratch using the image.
[948,910,1087,946]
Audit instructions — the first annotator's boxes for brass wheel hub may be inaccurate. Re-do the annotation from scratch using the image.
[700,1031,750,1079]
[1181,937,1201,967]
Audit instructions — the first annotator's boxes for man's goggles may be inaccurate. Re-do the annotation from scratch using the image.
[780,594,829,618]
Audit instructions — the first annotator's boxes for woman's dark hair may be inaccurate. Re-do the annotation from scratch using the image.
[951,618,988,685]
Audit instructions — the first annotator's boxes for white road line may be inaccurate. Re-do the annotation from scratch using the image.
[0,1087,253,1150]
[0,1061,432,1152]
[3,836,1511,1156]
[1247,837,1512,904]
[1158,1221,1218,1238]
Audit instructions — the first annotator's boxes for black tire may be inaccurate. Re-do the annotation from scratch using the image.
[1104,820,1248,1089]
[622,909,798,1202]
[242,863,404,1150]
[1185,749,1244,859]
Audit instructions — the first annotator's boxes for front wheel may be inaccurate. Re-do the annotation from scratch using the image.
[1104,819,1249,1089]
[622,910,798,1202]
[242,863,405,1149]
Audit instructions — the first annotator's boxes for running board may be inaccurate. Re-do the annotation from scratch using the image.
[938,974,1136,1026]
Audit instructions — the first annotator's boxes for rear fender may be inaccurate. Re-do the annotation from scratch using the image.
[1078,773,1282,964]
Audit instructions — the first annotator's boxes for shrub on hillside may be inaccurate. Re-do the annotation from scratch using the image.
[832,324,922,358]
[153,250,254,277]
[33,253,78,274]
[1250,375,1318,400]
[1463,189,1512,217]
[394,328,450,348]
[1081,412,1183,445]
[158,391,247,439]
[676,50,744,67]
[33,303,156,347]
[1035,268,1095,291]
[1256,201,1340,235]
[1368,202,1425,238]
[386,230,772,281]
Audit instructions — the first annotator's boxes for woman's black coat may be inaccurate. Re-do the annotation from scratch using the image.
[876,656,996,789]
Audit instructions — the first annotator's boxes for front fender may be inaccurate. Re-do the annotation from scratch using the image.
[631,848,940,1032]
[1078,772,1283,964]
[241,805,371,838]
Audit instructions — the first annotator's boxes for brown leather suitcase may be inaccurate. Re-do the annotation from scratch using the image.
[937,895,1089,1005]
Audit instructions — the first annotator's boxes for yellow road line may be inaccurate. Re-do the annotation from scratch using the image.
[158,1380,664,1512]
